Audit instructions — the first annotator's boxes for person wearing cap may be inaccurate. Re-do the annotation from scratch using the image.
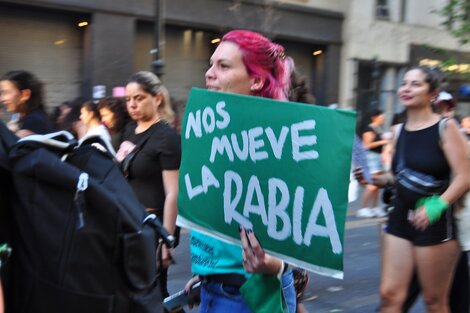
[434,91,457,118]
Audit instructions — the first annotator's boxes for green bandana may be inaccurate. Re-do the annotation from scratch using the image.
[416,195,449,224]
[239,274,286,313]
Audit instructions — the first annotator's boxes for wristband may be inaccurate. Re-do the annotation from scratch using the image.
[416,195,449,224]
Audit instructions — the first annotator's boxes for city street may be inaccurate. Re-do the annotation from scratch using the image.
[167,197,426,313]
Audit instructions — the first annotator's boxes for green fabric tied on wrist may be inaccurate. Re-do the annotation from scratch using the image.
[416,195,449,224]
[239,273,287,313]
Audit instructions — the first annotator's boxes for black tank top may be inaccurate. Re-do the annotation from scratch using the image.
[392,120,450,181]
[392,121,451,211]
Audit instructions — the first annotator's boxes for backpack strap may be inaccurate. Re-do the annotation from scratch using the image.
[438,117,449,146]
[17,131,76,151]
[391,123,403,154]
[79,135,116,159]
[120,124,158,176]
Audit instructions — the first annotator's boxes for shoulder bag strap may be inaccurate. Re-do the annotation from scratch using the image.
[438,117,449,146]
[393,123,405,172]
[132,125,157,154]
[121,124,158,176]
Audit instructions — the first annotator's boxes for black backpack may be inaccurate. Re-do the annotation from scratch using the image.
[7,131,173,313]
[0,121,17,313]
[0,121,17,245]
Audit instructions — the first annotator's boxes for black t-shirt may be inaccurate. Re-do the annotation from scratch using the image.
[123,121,181,211]
[362,125,383,154]
[20,110,52,134]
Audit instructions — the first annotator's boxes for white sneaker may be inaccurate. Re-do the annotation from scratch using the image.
[373,207,387,218]
[356,207,375,218]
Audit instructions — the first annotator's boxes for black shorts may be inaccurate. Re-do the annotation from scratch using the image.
[386,197,456,246]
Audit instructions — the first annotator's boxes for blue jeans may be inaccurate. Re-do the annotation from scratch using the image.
[199,270,296,313]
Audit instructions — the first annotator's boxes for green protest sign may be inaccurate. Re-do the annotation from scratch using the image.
[177,88,355,278]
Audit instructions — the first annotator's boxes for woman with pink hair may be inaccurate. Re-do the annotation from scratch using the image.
[184,30,296,313]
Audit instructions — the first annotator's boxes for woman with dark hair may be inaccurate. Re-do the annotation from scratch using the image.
[117,71,180,302]
[184,30,296,313]
[97,96,131,150]
[79,100,115,154]
[0,70,52,137]
[360,66,469,312]
[357,108,388,218]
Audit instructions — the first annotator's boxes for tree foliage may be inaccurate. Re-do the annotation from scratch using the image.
[438,0,470,45]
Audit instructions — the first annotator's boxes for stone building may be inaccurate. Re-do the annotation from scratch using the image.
[0,0,468,127]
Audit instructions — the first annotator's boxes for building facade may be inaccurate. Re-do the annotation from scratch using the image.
[338,0,470,130]
[0,0,344,117]
[1,0,468,129]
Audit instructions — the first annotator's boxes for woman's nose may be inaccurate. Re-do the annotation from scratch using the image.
[205,66,215,80]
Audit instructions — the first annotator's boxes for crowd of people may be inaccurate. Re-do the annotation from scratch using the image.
[0,29,469,313]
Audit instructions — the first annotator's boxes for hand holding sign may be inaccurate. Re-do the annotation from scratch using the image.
[240,227,282,275]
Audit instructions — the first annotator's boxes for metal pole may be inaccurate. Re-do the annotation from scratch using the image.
[152,0,164,76]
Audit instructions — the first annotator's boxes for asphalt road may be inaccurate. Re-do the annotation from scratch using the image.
[167,200,427,313]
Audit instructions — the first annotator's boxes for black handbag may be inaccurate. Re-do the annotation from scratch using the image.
[395,119,449,196]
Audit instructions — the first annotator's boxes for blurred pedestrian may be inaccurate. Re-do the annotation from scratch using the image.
[433,91,457,119]
[97,96,130,151]
[61,97,88,138]
[117,71,180,303]
[364,66,469,312]
[184,29,296,313]
[0,70,52,137]
[50,101,72,131]
[79,100,115,154]
[287,57,316,105]
[357,109,388,218]
[461,115,470,139]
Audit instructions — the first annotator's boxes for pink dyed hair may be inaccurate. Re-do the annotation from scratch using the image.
[222,30,290,101]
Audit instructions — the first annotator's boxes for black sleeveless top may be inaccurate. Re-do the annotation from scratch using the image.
[392,121,450,209]
[392,121,450,180]
[363,125,383,154]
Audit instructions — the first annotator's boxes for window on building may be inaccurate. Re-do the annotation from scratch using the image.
[376,0,390,20]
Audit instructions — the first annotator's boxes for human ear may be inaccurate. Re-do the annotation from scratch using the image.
[20,89,31,103]
[250,77,265,92]
[154,93,163,108]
